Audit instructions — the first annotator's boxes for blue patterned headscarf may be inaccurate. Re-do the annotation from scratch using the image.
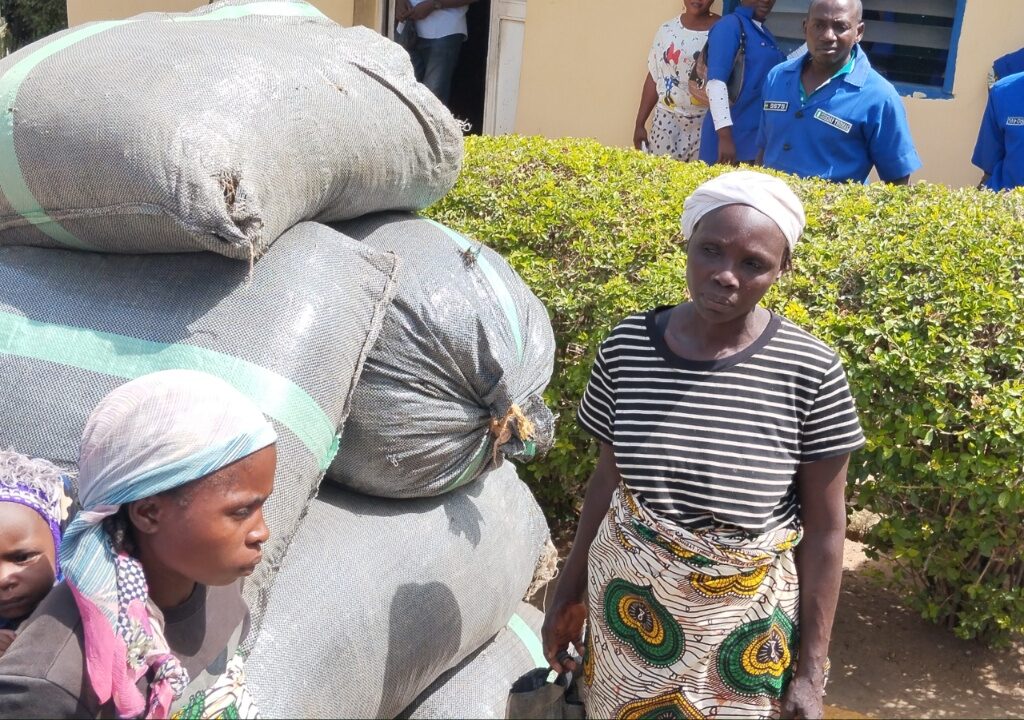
[59,369,276,719]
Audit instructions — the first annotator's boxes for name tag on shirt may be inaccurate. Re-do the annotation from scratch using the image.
[814,109,853,134]
[764,101,789,112]
[1008,117,1024,126]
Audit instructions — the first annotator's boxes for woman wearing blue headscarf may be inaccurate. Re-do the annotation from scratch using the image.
[0,370,277,719]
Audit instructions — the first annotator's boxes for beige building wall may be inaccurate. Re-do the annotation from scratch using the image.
[514,1,1024,188]
[66,0,357,27]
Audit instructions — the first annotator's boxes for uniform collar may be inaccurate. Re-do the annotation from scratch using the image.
[785,43,870,88]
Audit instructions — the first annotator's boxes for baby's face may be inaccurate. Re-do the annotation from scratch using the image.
[0,502,57,622]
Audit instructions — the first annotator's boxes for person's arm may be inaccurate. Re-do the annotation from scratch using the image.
[972,90,1003,188]
[634,73,658,150]
[704,16,741,165]
[779,453,850,720]
[869,90,922,184]
[0,674,91,719]
[541,442,621,673]
[405,0,478,21]
[978,173,992,189]
[707,80,736,164]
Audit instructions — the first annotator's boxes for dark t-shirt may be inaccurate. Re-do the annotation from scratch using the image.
[0,580,249,718]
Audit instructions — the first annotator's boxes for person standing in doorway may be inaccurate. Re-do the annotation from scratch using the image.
[698,0,785,166]
[398,0,480,106]
[634,1,720,162]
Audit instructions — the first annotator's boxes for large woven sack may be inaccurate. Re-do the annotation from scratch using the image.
[327,213,556,498]
[0,222,398,634]
[399,603,547,720]
[245,461,550,719]
[0,0,462,259]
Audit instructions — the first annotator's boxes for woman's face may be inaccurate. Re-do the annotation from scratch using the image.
[685,204,788,324]
[685,0,715,15]
[138,444,276,588]
[0,502,56,622]
[742,0,777,22]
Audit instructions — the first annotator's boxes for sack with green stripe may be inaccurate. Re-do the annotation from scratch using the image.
[245,460,550,719]
[326,213,556,498]
[0,221,398,634]
[0,0,462,260]
[399,603,547,720]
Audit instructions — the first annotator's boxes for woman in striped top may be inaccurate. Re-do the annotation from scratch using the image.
[542,171,864,720]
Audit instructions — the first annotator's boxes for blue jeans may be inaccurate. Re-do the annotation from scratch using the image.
[411,33,464,105]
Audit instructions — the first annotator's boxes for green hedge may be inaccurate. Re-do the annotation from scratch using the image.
[427,135,1024,645]
[1,0,67,52]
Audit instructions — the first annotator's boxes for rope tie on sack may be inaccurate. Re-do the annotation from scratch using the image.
[489,404,536,466]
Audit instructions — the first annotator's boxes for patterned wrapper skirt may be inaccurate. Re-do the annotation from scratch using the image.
[582,485,803,720]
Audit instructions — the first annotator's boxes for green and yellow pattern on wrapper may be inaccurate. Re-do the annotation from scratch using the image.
[585,485,803,720]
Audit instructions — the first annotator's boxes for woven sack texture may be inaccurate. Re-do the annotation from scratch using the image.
[245,461,550,719]
[399,603,546,719]
[0,0,463,259]
[0,221,398,634]
[327,213,556,498]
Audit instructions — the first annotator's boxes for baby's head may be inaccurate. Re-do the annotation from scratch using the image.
[0,451,69,624]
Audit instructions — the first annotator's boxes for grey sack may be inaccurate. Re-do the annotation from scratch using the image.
[0,222,398,635]
[327,213,557,498]
[400,603,547,720]
[245,461,550,719]
[0,0,463,259]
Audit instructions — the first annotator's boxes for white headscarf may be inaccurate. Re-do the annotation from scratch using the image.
[680,170,806,251]
[61,370,277,719]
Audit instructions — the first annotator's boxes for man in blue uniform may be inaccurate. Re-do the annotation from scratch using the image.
[756,0,921,184]
[973,71,1024,191]
[993,48,1024,82]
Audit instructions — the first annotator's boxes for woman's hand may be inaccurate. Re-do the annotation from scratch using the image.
[780,673,824,719]
[542,600,587,674]
[0,629,16,658]
[633,124,649,151]
[716,129,738,165]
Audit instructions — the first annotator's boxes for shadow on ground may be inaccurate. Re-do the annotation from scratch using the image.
[827,541,1024,719]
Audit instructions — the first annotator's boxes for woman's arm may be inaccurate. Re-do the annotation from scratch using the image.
[541,441,621,673]
[780,453,850,719]
[634,73,658,150]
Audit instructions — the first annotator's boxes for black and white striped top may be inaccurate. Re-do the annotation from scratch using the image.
[577,307,865,533]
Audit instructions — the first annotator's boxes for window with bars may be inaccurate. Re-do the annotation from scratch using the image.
[723,0,967,97]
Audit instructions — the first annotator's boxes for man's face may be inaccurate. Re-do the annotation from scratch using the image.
[143,444,276,588]
[804,0,864,66]
[685,205,787,326]
[0,502,56,622]
[742,0,777,22]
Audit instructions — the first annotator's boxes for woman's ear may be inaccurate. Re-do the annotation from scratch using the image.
[126,497,165,536]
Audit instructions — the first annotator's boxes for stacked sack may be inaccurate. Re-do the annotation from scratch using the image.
[0,1,556,717]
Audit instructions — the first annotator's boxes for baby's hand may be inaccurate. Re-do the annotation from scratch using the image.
[0,628,16,657]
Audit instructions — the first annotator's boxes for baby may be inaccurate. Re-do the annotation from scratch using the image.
[0,450,70,657]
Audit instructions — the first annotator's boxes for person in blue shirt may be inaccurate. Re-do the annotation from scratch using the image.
[993,47,1024,83]
[756,0,920,185]
[973,71,1024,192]
[698,0,785,166]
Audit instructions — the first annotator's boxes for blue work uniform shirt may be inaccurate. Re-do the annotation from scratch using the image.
[698,6,785,164]
[973,71,1024,192]
[994,48,1024,81]
[757,46,921,183]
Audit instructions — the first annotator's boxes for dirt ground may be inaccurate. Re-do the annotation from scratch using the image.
[825,540,1024,719]
[532,539,1024,719]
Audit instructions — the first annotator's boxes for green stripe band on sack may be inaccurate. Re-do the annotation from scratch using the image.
[426,219,525,361]
[0,1,325,250]
[507,613,547,669]
[439,438,491,494]
[0,312,337,469]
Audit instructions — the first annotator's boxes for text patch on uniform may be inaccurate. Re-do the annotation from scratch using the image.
[1008,117,1024,126]
[814,109,853,134]
[764,101,789,112]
